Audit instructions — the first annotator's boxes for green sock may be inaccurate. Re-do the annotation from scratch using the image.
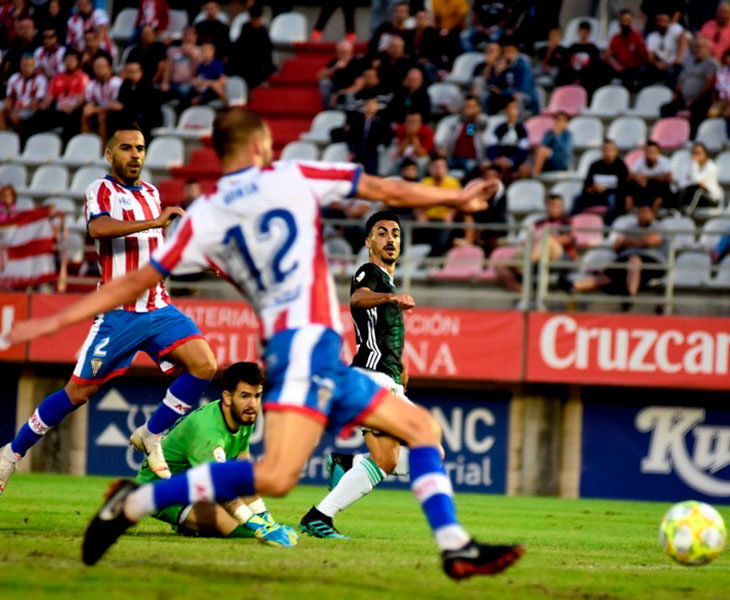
[226,524,256,539]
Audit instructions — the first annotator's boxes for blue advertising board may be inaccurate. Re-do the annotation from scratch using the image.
[87,380,510,494]
[581,388,730,503]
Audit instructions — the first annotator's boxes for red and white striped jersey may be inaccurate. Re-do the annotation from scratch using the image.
[85,75,121,106]
[66,9,116,58]
[6,72,47,109]
[34,44,66,79]
[152,160,362,340]
[85,176,171,313]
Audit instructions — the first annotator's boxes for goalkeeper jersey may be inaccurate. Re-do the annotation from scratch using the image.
[136,400,254,483]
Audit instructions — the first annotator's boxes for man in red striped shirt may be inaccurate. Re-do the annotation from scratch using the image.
[0,121,217,493]
[0,54,46,135]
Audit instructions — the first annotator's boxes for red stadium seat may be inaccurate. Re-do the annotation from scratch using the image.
[478,245,519,281]
[542,85,588,117]
[650,118,690,150]
[431,245,485,281]
[525,115,555,147]
[623,148,644,170]
[571,213,604,249]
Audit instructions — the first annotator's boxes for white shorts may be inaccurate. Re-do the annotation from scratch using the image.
[353,367,413,436]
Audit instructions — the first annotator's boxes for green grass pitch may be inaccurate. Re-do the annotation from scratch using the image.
[1,474,729,600]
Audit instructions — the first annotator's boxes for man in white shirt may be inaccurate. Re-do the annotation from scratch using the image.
[625,141,675,212]
[645,11,689,87]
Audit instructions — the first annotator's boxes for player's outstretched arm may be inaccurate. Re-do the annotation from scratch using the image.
[351,287,415,310]
[9,264,163,344]
[355,173,498,212]
[88,207,185,239]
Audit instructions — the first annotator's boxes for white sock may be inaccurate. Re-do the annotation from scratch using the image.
[317,457,385,518]
[123,485,155,522]
[393,446,409,476]
[434,524,471,551]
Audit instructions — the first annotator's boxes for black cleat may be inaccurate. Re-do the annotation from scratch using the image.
[442,540,524,580]
[299,506,348,539]
[82,479,139,566]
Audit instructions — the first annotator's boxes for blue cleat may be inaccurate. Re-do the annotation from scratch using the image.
[299,506,348,539]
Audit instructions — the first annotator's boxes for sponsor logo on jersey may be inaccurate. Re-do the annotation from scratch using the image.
[213,446,226,463]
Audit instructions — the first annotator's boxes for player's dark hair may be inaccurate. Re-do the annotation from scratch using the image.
[222,361,265,391]
[366,211,401,237]
[106,121,144,148]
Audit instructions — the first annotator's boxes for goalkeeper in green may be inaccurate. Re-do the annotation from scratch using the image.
[136,361,297,547]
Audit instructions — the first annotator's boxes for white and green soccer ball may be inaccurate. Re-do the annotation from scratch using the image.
[659,500,726,566]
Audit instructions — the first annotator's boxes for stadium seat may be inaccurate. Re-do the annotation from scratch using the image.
[542,85,587,117]
[670,148,691,183]
[507,180,545,215]
[507,211,544,244]
[0,131,20,161]
[673,251,711,288]
[14,196,34,210]
[698,217,730,250]
[483,114,506,145]
[623,148,644,170]
[145,137,185,170]
[324,237,353,276]
[607,213,638,245]
[427,82,464,114]
[696,118,727,152]
[160,104,176,129]
[568,116,603,150]
[650,118,690,150]
[708,254,730,289]
[525,115,555,147]
[167,10,189,38]
[19,132,62,165]
[717,151,730,186]
[394,243,432,280]
[571,213,604,248]
[575,148,602,178]
[299,110,346,144]
[0,163,26,188]
[430,245,484,281]
[434,114,460,148]
[179,106,215,132]
[229,11,249,42]
[583,85,630,118]
[28,165,68,195]
[606,117,646,150]
[660,215,696,250]
[110,8,137,42]
[562,16,600,46]
[321,142,348,162]
[280,141,319,161]
[59,133,102,166]
[70,166,107,195]
[626,85,673,118]
[479,244,520,281]
[579,247,616,273]
[225,76,247,106]
[42,197,76,216]
[446,52,485,86]
[270,12,307,44]
[550,181,582,213]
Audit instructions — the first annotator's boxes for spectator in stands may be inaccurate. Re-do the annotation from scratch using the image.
[189,41,226,107]
[660,36,718,136]
[462,161,506,250]
[376,35,414,94]
[66,0,113,57]
[194,1,229,57]
[118,61,162,140]
[398,156,421,182]
[644,11,689,87]
[709,48,730,135]
[414,156,462,254]
[485,35,539,115]
[317,39,363,108]
[0,53,45,137]
[34,27,65,79]
[572,201,667,304]
[387,66,431,124]
[471,41,501,107]
[135,0,169,38]
[311,0,355,43]
[0,185,18,222]
[35,0,68,45]
[639,0,685,35]
[126,24,167,86]
[80,28,112,78]
[573,138,628,220]
[464,0,513,52]
[1,16,40,86]
[495,193,575,293]
[369,1,413,57]
[161,26,200,107]
[441,94,488,172]
[535,27,567,83]
[35,48,87,141]
[81,54,122,145]
[556,20,604,94]
[431,0,469,32]
[332,66,389,109]
[531,110,573,177]
[227,4,275,90]
[412,9,462,78]
[625,141,674,213]
[605,9,648,92]
[393,110,435,170]
[168,178,201,236]
[487,98,529,173]
[711,225,730,263]
[699,1,730,62]
[677,142,723,215]
[343,96,391,174]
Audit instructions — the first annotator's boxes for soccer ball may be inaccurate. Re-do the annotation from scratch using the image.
[659,500,726,566]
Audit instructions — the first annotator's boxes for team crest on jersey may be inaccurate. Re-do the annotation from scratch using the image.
[312,376,334,412]
[213,446,226,463]
[91,358,103,377]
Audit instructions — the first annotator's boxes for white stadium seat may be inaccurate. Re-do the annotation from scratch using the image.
[28,165,68,195]
[626,85,673,118]
[167,10,189,38]
[178,106,215,132]
[0,164,26,188]
[321,143,348,163]
[427,82,464,114]
[575,148,602,178]
[160,104,176,129]
[562,16,600,46]
[708,254,730,289]
[19,132,62,165]
[673,251,711,288]
[270,12,306,44]
[434,114,460,148]
[71,166,108,195]
[14,196,34,210]
[670,149,691,183]
[0,131,20,161]
[506,180,545,215]
[580,248,616,273]
[42,197,76,216]
[550,181,583,214]
[660,215,696,250]
[145,137,184,170]
[568,116,603,150]
[717,150,730,185]
[225,76,247,106]
[606,117,647,150]
[607,213,637,245]
[446,52,485,86]
[280,141,319,161]
[229,11,250,42]
[300,110,346,144]
[59,133,102,166]
[698,218,730,250]
[696,118,727,152]
[583,85,629,118]
[110,8,138,42]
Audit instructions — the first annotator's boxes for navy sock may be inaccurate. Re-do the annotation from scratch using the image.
[146,372,211,434]
[11,389,76,456]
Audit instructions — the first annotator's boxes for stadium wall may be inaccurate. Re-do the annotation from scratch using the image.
[3,292,730,503]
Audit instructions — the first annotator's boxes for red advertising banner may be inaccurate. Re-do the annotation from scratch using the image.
[527,312,730,390]
[0,292,28,360]
[26,294,525,381]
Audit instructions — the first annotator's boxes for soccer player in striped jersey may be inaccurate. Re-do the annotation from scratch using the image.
[300,210,420,538]
[0,122,217,494]
[10,109,523,580]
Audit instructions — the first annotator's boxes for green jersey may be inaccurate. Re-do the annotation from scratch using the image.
[350,262,404,384]
[136,400,254,484]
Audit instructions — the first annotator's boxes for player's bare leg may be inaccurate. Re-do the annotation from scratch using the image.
[361,393,524,580]
[130,338,216,480]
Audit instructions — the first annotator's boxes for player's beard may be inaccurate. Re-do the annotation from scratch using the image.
[233,409,257,426]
